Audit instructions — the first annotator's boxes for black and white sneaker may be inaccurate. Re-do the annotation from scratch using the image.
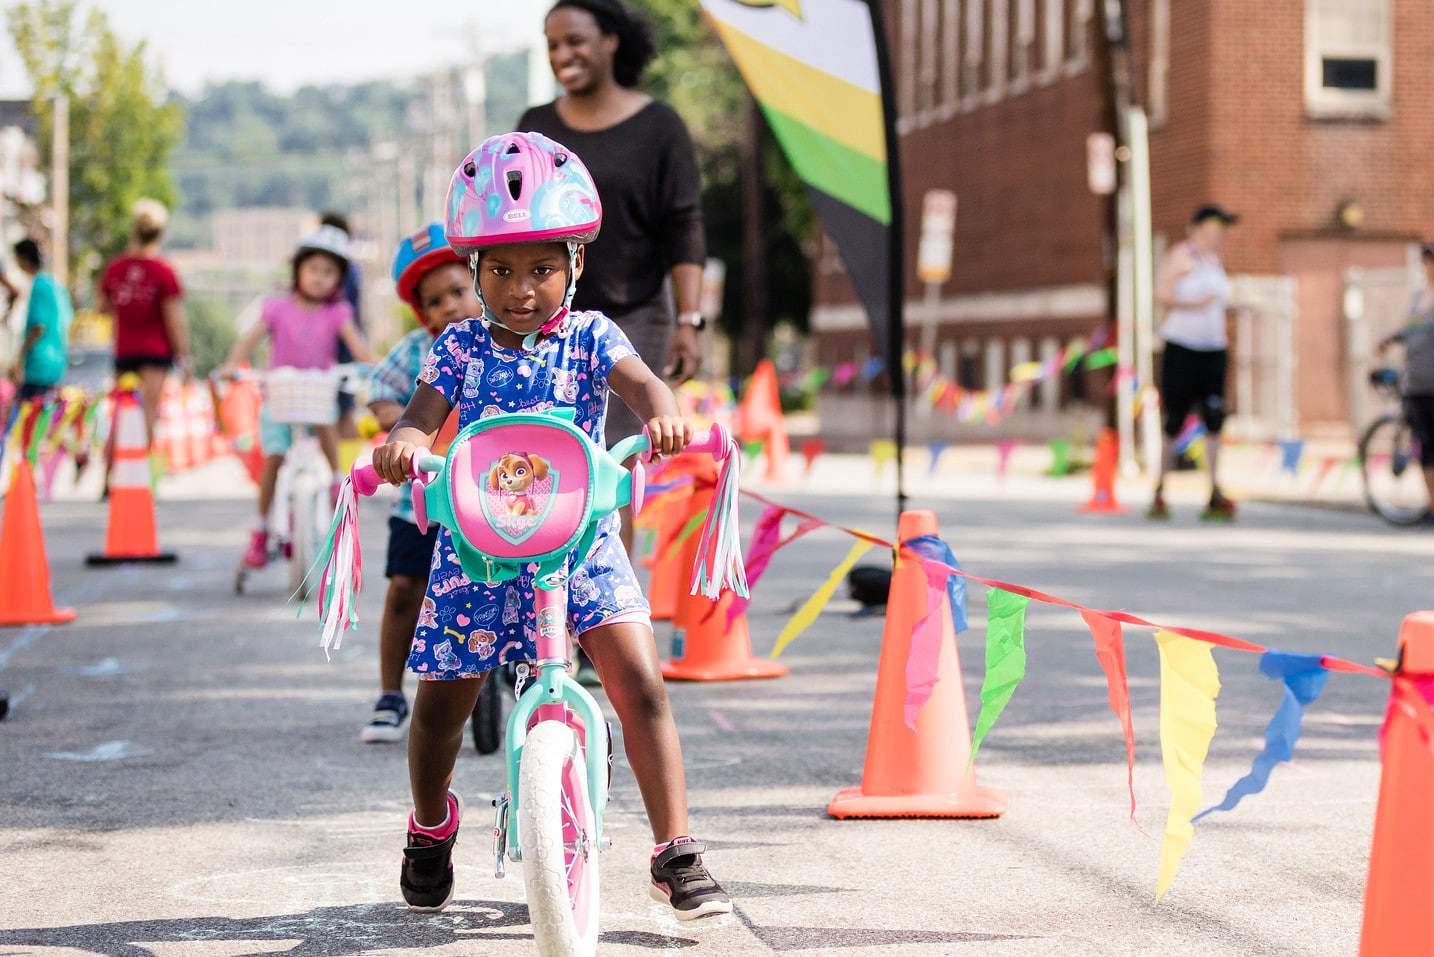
[360,692,408,743]
[649,838,732,920]
[401,792,462,911]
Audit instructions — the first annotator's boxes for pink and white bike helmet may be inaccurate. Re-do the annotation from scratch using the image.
[445,132,602,343]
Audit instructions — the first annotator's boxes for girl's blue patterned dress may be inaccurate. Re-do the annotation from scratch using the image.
[407,312,650,680]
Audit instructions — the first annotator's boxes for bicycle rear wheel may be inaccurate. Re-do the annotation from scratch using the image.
[1360,413,1430,526]
[471,675,505,755]
[519,721,600,956]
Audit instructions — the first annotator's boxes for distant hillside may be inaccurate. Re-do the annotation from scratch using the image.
[167,52,529,248]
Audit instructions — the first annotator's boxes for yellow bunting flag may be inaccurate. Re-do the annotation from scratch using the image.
[869,439,896,479]
[1009,361,1043,383]
[771,540,874,658]
[1154,629,1221,901]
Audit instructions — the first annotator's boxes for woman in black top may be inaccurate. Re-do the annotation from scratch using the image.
[520,0,707,456]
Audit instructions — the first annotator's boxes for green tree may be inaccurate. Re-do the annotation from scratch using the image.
[7,0,184,284]
[185,295,237,378]
[638,0,813,339]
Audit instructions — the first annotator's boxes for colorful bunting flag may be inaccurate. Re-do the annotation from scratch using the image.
[770,539,875,659]
[903,535,969,729]
[1085,347,1119,370]
[969,588,1030,763]
[1083,611,1138,820]
[1194,651,1328,822]
[1155,630,1221,901]
[995,439,1019,479]
[926,441,948,477]
[1277,438,1305,475]
[870,439,896,478]
[859,356,885,382]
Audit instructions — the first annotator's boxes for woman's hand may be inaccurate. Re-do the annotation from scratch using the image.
[665,325,701,384]
[372,439,421,486]
[645,415,692,461]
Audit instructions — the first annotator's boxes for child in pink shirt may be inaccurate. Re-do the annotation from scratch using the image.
[221,226,375,568]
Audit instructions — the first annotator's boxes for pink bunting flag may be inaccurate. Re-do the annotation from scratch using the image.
[905,556,958,729]
[1082,610,1138,820]
[995,439,1018,480]
[722,506,822,630]
[832,361,857,388]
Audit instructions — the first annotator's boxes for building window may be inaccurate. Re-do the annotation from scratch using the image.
[963,0,984,108]
[899,0,919,123]
[1148,0,1169,127]
[963,0,986,107]
[1012,0,1036,92]
[1065,0,1092,73]
[920,0,940,116]
[1040,0,1062,83]
[986,0,1008,101]
[941,0,961,112]
[1305,0,1392,119]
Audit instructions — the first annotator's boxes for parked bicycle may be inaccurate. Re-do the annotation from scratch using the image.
[1359,366,1431,526]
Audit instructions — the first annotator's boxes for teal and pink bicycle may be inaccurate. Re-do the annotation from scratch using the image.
[313,407,744,955]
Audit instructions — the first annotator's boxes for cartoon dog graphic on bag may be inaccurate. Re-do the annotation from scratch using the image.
[483,451,559,545]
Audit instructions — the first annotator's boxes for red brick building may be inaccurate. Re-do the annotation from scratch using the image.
[812,0,1433,441]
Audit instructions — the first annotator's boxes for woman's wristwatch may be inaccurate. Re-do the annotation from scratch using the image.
[677,311,706,331]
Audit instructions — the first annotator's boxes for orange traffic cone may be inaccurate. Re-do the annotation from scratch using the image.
[1359,611,1434,956]
[643,483,693,622]
[87,390,176,565]
[0,459,76,626]
[1079,427,1125,514]
[736,360,790,483]
[661,476,787,681]
[828,510,1006,818]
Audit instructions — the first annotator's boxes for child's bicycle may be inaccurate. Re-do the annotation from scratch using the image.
[222,364,368,597]
[323,407,745,955]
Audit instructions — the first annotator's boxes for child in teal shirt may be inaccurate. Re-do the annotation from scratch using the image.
[8,239,72,401]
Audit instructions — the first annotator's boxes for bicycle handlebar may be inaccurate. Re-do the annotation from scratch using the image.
[351,423,734,498]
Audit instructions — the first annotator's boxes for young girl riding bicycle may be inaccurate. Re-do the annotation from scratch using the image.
[369,132,730,919]
[221,226,375,569]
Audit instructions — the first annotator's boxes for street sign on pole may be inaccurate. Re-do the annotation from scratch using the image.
[916,189,956,284]
[1087,132,1117,196]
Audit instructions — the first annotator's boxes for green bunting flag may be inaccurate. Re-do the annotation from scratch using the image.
[969,587,1030,763]
[1084,347,1119,370]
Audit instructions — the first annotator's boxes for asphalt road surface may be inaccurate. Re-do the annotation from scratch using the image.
[2,466,1429,956]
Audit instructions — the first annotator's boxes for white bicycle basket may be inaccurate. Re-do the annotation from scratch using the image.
[264,367,340,425]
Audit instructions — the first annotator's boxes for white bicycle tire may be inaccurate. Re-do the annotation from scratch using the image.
[288,475,320,598]
[520,721,600,957]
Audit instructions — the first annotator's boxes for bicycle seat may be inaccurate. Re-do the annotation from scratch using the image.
[419,408,636,586]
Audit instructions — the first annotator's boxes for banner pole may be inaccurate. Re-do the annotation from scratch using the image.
[869,0,907,522]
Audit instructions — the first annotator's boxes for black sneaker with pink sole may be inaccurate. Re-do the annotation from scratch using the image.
[649,838,732,921]
[401,792,462,912]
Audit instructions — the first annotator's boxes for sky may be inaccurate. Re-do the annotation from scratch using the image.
[0,0,549,97]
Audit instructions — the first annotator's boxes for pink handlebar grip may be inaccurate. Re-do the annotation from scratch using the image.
[684,423,732,457]
[350,454,443,497]
[351,464,382,497]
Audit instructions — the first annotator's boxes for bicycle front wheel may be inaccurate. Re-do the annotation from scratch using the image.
[519,721,600,957]
[1360,413,1430,526]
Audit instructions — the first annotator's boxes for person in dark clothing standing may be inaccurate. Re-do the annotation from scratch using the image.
[520,0,708,492]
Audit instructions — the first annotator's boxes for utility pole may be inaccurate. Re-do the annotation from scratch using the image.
[1095,0,1141,476]
[50,92,68,289]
